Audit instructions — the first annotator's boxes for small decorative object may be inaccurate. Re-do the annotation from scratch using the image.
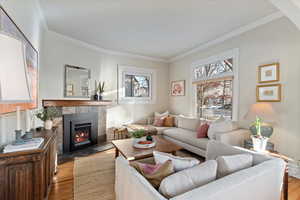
[146,135,153,141]
[35,107,59,130]
[244,103,277,152]
[258,63,279,83]
[171,80,185,96]
[257,84,281,102]
[133,140,156,149]
[94,81,105,101]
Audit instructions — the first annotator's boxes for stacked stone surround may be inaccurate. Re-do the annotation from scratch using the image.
[53,106,107,155]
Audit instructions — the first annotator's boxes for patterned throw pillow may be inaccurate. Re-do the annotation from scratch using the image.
[131,160,174,188]
[197,123,210,138]
[164,116,175,127]
[153,117,166,127]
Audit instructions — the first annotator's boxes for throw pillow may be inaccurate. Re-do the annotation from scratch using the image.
[159,160,217,198]
[216,154,253,178]
[153,151,200,172]
[154,111,169,118]
[197,123,210,138]
[164,116,175,127]
[131,160,174,189]
[153,117,165,127]
[177,117,201,131]
[207,118,238,140]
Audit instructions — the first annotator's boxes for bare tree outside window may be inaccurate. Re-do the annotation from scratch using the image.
[125,75,150,97]
[195,58,233,120]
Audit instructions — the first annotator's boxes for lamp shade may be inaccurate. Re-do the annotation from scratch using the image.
[0,33,31,103]
[244,103,277,122]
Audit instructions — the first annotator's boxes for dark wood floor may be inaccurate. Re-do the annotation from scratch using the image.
[49,149,300,200]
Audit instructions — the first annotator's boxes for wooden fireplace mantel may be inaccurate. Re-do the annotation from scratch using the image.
[42,99,113,107]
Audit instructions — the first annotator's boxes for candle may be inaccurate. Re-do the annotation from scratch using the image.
[25,109,31,132]
[16,106,21,130]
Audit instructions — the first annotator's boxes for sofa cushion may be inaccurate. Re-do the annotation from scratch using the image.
[155,126,171,134]
[131,160,174,189]
[159,160,217,198]
[177,117,201,131]
[163,128,209,150]
[216,154,253,178]
[208,119,238,140]
[153,151,200,172]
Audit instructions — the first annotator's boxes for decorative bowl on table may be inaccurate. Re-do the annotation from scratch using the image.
[133,139,156,149]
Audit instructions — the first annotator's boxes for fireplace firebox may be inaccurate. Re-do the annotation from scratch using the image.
[63,112,98,152]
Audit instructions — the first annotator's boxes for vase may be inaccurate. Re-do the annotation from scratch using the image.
[93,94,103,101]
[44,120,53,130]
[251,135,269,152]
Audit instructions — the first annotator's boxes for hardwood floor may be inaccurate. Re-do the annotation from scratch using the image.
[49,149,300,200]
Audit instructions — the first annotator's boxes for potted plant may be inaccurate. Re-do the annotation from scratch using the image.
[36,107,59,130]
[130,129,145,144]
[251,116,270,152]
[94,81,105,101]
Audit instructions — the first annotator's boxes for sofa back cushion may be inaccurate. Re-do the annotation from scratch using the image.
[216,154,253,178]
[159,160,217,198]
[153,151,200,172]
[177,117,201,131]
[207,118,238,139]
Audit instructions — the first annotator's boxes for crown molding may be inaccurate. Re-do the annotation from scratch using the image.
[169,11,284,63]
[49,30,169,63]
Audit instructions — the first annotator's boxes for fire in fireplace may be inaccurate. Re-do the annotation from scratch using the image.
[63,112,98,153]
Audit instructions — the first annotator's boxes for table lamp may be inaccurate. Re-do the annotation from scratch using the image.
[244,103,276,152]
[0,33,31,143]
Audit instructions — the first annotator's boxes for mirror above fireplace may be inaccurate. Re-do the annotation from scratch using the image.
[64,65,91,98]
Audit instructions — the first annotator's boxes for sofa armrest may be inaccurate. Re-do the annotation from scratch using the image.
[115,156,167,200]
[215,129,251,147]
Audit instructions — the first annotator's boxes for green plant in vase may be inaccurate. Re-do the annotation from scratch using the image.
[36,107,60,130]
[94,81,105,101]
[251,116,269,152]
[130,129,146,144]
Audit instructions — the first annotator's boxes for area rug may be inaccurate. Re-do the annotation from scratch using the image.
[73,149,203,200]
[74,149,116,200]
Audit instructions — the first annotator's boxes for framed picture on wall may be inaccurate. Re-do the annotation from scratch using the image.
[257,84,281,102]
[0,6,39,114]
[171,80,185,96]
[258,63,280,83]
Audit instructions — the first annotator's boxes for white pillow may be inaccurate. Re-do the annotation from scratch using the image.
[177,117,201,131]
[216,154,253,178]
[159,160,217,198]
[155,111,169,118]
[153,151,200,172]
[207,119,238,139]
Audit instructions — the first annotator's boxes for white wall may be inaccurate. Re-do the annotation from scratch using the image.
[169,17,300,160]
[40,31,170,128]
[0,0,46,145]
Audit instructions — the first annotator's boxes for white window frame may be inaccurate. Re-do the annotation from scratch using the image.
[190,48,239,121]
[118,65,157,104]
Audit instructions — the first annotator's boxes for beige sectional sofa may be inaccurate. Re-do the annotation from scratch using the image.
[115,141,286,200]
[149,115,251,157]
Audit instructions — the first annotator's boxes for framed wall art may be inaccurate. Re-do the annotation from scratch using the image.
[258,63,279,83]
[171,80,185,96]
[256,84,281,102]
[0,6,38,114]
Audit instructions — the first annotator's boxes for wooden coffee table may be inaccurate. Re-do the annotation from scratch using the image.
[112,135,183,161]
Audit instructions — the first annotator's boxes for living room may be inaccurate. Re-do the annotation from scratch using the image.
[0,0,300,200]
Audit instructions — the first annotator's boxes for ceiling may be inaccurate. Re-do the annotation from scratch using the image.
[40,0,278,60]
